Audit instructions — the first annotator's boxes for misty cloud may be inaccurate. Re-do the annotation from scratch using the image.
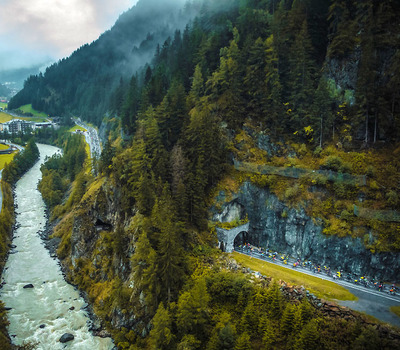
[0,0,138,71]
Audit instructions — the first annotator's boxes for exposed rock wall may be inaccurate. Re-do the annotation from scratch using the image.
[212,181,400,281]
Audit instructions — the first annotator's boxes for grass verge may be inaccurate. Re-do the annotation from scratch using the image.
[232,251,357,301]
[0,153,16,170]
[390,306,400,318]
[0,110,47,123]
[69,125,87,132]
[0,112,12,123]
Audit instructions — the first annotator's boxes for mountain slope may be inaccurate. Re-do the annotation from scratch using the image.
[31,1,400,348]
[8,0,197,123]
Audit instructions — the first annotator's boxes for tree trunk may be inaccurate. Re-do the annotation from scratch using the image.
[374,114,377,143]
[365,108,369,144]
[320,116,323,148]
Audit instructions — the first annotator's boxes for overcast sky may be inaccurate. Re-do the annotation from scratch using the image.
[0,0,139,72]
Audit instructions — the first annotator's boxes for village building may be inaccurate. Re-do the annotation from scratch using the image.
[0,119,57,134]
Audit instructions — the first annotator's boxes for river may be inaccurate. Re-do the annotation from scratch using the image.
[0,144,113,349]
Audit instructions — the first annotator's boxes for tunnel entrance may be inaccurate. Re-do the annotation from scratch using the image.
[233,231,249,247]
[95,219,113,232]
[216,222,250,253]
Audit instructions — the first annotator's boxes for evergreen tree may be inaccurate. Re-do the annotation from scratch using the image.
[244,37,269,123]
[152,185,186,303]
[262,317,278,349]
[207,312,236,350]
[156,80,188,149]
[234,332,252,350]
[187,64,204,110]
[148,302,174,350]
[311,76,334,147]
[264,34,283,135]
[294,318,320,350]
[122,74,140,134]
[177,278,210,341]
[288,20,317,131]
[206,27,245,129]
[266,282,282,318]
[239,301,259,337]
[327,0,358,58]
[131,228,160,314]
[177,335,202,350]
[280,303,296,335]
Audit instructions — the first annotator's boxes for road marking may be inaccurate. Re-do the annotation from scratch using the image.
[235,250,400,304]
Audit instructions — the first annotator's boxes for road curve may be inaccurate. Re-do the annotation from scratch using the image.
[234,249,400,327]
[0,169,2,212]
[74,120,101,159]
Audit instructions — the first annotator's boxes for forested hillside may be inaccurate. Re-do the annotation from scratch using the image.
[8,0,198,122]
[22,0,400,348]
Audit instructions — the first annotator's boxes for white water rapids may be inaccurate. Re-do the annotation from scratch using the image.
[0,144,113,349]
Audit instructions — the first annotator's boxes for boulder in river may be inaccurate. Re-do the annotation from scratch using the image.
[59,333,74,343]
[23,284,34,289]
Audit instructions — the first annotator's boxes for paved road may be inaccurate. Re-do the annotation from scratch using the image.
[74,120,101,159]
[234,248,400,327]
[0,169,2,213]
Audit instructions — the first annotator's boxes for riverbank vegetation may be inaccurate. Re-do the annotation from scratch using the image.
[38,133,88,217]
[2,140,39,184]
[0,139,39,349]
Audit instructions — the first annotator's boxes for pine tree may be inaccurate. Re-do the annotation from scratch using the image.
[327,0,358,58]
[121,74,140,135]
[177,278,210,341]
[266,282,282,318]
[131,229,160,314]
[187,64,205,110]
[280,303,296,335]
[206,27,245,129]
[244,37,268,123]
[148,302,174,350]
[156,80,188,149]
[264,34,283,135]
[311,76,334,147]
[288,20,317,132]
[207,312,236,350]
[354,0,377,145]
[294,319,320,350]
[177,335,202,350]
[234,332,252,350]
[262,317,278,349]
[153,185,186,303]
[239,301,259,337]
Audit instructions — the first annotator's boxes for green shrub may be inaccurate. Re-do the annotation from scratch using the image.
[284,184,300,201]
[322,155,343,172]
[386,190,399,208]
[313,146,322,157]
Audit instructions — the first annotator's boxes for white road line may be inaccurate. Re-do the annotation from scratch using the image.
[235,250,400,304]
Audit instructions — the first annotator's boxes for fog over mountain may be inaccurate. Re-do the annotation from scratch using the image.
[8,0,199,120]
[0,0,139,73]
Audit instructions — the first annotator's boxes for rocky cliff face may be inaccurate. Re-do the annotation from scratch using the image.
[52,180,138,333]
[212,181,400,281]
